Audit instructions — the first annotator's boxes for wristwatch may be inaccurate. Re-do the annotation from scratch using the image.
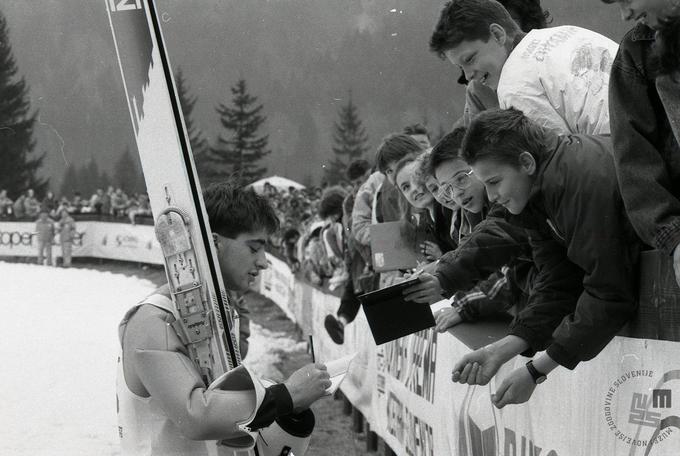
[525,360,547,384]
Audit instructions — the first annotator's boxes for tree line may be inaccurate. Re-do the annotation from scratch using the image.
[0,5,371,200]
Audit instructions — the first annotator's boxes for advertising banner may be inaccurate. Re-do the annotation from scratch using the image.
[0,221,162,264]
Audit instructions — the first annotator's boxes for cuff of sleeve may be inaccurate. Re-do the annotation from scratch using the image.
[657,219,680,256]
[546,343,579,370]
[434,271,455,298]
[269,383,294,417]
[248,383,294,430]
[507,321,546,357]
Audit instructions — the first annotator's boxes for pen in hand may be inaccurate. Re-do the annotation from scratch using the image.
[308,334,316,363]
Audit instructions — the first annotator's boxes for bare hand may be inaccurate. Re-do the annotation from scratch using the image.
[435,307,462,332]
[451,345,506,385]
[492,365,537,409]
[402,273,444,304]
[284,363,331,413]
[421,241,443,261]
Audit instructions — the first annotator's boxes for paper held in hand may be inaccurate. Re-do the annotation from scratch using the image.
[324,353,357,395]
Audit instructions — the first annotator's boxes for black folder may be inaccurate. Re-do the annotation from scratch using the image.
[358,277,436,345]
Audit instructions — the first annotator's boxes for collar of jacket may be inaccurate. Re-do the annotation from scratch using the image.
[630,22,656,42]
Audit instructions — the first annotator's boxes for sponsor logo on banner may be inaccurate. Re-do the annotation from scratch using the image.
[603,369,679,453]
[386,392,434,456]
[0,230,85,248]
[115,234,139,248]
[377,329,437,402]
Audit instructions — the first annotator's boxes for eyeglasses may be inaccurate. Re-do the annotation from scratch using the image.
[437,169,475,199]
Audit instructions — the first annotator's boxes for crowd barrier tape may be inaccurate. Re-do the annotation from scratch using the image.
[258,252,680,456]
[0,221,163,265]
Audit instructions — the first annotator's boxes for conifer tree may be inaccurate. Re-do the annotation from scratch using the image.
[325,91,369,184]
[0,10,47,196]
[59,166,79,200]
[212,79,270,185]
[175,68,211,182]
[114,147,144,193]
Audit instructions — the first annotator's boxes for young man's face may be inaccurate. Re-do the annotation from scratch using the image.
[444,27,510,90]
[216,229,269,292]
[434,158,486,213]
[606,0,679,30]
[395,161,434,210]
[470,156,534,215]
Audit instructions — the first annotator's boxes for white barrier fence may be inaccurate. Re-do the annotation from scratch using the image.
[259,253,680,456]
[0,220,163,264]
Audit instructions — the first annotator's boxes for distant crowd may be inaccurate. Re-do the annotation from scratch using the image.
[0,186,152,225]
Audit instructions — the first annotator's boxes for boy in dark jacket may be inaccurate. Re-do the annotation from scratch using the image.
[455,108,640,408]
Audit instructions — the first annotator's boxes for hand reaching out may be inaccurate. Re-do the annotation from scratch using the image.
[434,307,462,332]
[492,365,537,408]
[451,345,506,386]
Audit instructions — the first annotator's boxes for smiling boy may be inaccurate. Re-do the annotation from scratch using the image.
[430,0,617,134]
[454,108,641,408]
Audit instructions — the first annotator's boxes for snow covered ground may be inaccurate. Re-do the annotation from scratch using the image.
[0,261,301,456]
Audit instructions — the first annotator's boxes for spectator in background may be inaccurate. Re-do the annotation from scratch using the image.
[55,198,71,219]
[24,188,41,218]
[90,188,104,214]
[325,159,374,344]
[282,228,301,272]
[70,192,85,214]
[0,190,13,217]
[128,193,152,225]
[35,210,55,266]
[111,188,129,217]
[403,123,432,149]
[41,190,58,216]
[13,193,25,219]
[57,210,77,268]
[318,186,349,291]
[102,186,114,215]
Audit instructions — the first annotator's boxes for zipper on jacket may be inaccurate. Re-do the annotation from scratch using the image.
[545,218,566,242]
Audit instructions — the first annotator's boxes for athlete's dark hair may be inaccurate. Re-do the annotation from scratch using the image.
[203,181,279,238]
[375,134,424,173]
[346,159,372,181]
[461,108,549,167]
[430,0,522,59]
[428,127,467,174]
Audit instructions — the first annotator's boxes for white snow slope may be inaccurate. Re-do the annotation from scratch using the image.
[0,261,300,456]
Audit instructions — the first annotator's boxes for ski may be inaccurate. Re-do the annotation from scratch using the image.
[105,0,239,380]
